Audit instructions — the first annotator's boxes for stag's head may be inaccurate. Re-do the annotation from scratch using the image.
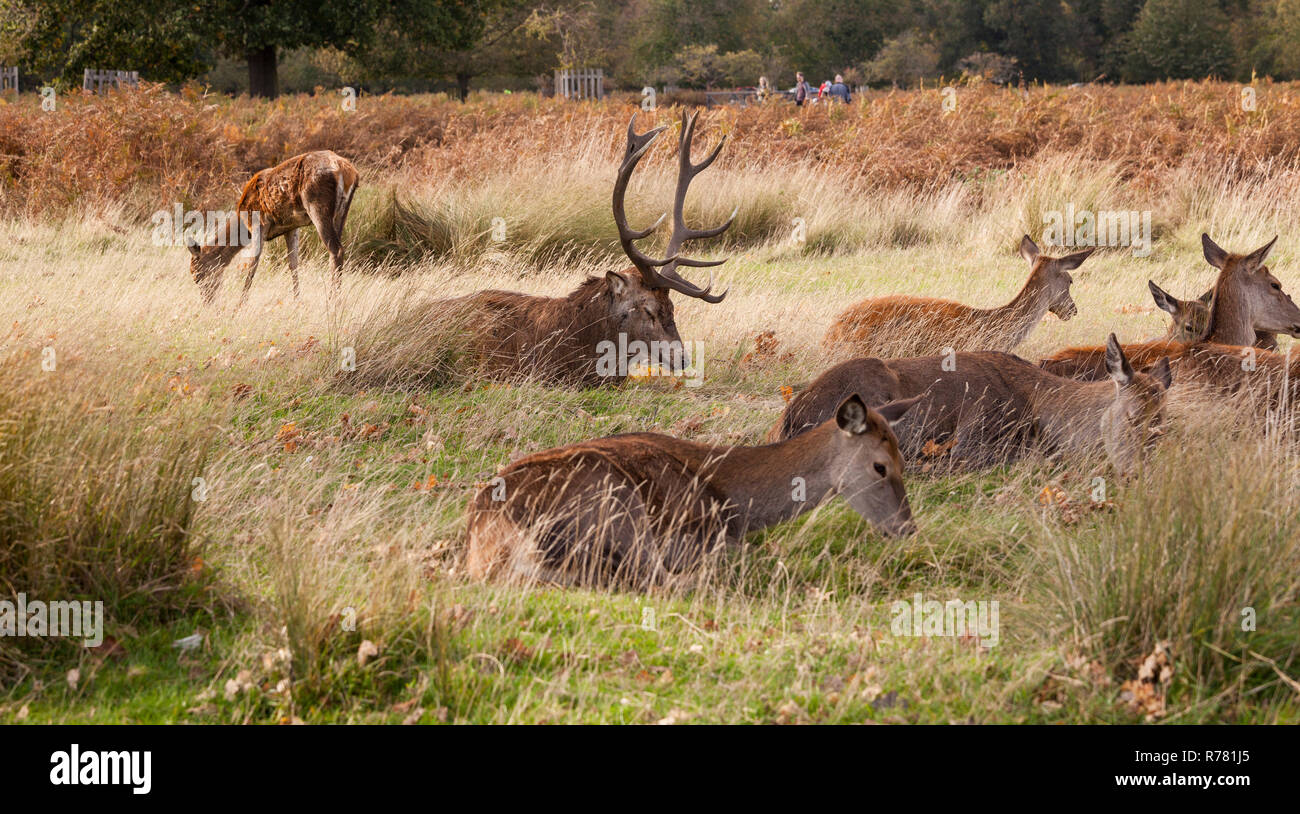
[1019,235,1094,320]
[1201,234,1300,338]
[1100,333,1171,473]
[829,393,922,537]
[1149,280,1211,342]
[608,112,734,373]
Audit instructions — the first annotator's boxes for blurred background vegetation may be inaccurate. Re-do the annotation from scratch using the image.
[3,0,1300,99]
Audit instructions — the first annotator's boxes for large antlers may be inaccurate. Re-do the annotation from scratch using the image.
[611,111,733,303]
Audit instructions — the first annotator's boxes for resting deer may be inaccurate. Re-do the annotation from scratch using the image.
[1147,280,1276,347]
[774,335,1171,474]
[465,393,921,586]
[822,236,1094,358]
[430,113,732,386]
[186,150,358,304]
[1041,235,1300,384]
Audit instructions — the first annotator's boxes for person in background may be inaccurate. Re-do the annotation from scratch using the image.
[794,72,810,106]
[829,74,852,104]
[818,80,830,102]
[757,76,770,102]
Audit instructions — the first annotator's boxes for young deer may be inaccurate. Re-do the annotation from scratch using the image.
[428,112,732,386]
[775,335,1171,474]
[465,394,921,587]
[186,150,358,304]
[1042,235,1299,381]
[822,236,1094,358]
[1148,280,1275,346]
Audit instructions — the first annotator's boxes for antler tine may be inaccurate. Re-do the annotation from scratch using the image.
[650,110,733,303]
[612,114,674,282]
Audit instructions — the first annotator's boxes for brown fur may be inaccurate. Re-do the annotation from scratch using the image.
[432,271,682,387]
[466,395,919,587]
[1042,236,1300,396]
[823,236,1093,358]
[188,150,358,304]
[775,339,1170,474]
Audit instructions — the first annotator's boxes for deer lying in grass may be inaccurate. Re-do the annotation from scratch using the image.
[773,335,1171,474]
[822,236,1094,358]
[427,113,733,387]
[1041,235,1300,386]
[186,150,358,304]
[465,393,921,586]
[1149,279,1277,348]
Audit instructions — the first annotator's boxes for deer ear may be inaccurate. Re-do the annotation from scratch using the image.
[1202,233,1228,270]
[1057,247,1095,271]
[1019,235,1040,264]
[1148,280,1178,315]
[1149,356,1173,390]
[1197,287,1214,305]
[834,394,869,435]
[874,394,923,425]
[1246,235,1278,270]
[605,270,629,298]
[1104,333,1134,385]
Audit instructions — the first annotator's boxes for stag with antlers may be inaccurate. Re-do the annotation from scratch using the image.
[428,112,734,386]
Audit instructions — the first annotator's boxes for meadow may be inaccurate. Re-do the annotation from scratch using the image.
[0,81,1298,723]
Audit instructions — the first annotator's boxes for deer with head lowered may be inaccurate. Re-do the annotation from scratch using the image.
[465,393,921,586]
[1148,280,1276,347]
[822,236,1094,358]
[426,113,732,387]
[1041,235,1300,386]
[186,150,358,305]
[774,335,1171,474]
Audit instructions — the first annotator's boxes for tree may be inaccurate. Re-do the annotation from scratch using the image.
[14,0,208,85]
[1121,0,1234,81]
[862,30,940,86]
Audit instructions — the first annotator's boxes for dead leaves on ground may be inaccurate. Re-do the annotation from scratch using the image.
[1119,641,1174,721]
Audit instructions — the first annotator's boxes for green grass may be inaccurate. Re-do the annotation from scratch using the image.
[2,200,1299,724]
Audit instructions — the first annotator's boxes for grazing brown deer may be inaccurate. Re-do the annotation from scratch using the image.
[822,236,1094,358]
[774,335,1171,474]
[1041,235,1299,382]
[186,150,358,304]
[465,393,921,586]
[431,112,733,386]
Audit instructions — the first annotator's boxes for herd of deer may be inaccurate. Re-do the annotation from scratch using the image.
[186,113,1300,589]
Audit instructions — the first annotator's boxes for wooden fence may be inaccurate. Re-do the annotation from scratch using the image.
[0,67,16,94]
[83,69,139,94]
[554,68,603,100]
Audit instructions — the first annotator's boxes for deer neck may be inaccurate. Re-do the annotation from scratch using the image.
[985,272,1054,346]
[1203,277,1257,346]
[706,423,842,534]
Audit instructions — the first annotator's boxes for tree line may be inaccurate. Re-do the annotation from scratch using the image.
[2,0,1298,98]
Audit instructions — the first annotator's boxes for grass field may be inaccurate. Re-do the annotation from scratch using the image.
[1,88,1299,724]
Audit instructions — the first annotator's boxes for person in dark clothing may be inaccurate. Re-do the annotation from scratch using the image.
[828,74,851,104]
[794,72,810,106]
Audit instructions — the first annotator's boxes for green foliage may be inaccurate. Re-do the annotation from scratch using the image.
[1121,0,1234,81]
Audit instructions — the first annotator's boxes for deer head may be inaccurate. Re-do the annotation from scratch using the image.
[1018,235,1093,320]
[609,113,733,370]
[829,394,922,537]
[1101,333,1171,473]
[1201,234,1300,339]
[1148,280,1211,342]
[186,237,233,304]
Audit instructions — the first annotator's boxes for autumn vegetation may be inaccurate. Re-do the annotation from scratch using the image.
[1,82,1298,723]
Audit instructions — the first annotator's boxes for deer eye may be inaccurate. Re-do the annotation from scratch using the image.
[1272,282,1282,290]
[873,462,887,477]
